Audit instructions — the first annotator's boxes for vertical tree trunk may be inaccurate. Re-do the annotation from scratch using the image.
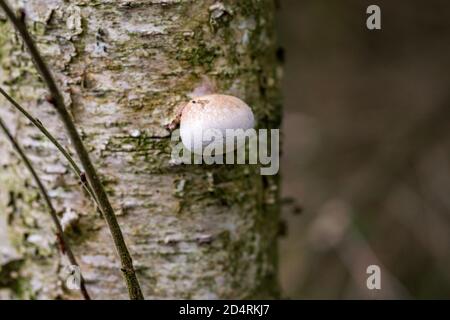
[0,0,281,299]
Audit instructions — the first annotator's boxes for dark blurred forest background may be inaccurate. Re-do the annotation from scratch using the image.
[278,0,450,298]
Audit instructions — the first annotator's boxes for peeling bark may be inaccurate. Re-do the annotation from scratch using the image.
[0,0,281,299]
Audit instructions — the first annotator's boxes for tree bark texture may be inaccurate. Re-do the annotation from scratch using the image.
[0,0,281,299]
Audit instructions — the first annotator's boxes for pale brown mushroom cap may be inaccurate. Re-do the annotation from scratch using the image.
[180,94,255,154]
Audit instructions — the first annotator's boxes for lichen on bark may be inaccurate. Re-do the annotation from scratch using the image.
[0,0,282,299]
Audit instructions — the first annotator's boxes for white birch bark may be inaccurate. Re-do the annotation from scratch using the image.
[0,0,281,299]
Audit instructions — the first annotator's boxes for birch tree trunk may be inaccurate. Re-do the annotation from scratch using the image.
[0,0,281,299]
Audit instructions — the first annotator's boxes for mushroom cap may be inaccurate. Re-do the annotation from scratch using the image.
[180,94,254,154]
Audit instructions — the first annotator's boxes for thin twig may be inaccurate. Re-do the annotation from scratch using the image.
[0,0,144,299]
[0,117,91,300]
[0,86,99,208]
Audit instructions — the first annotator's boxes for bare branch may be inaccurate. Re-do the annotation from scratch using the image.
[0,86,99,210]
[0,117,91,300]
[0,0,144,299]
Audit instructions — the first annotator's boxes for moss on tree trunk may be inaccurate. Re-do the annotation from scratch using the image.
[0,0,282,299]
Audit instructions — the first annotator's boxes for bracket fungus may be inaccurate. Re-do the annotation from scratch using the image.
[179,94,254,154]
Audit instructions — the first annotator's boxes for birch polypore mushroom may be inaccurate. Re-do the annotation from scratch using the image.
[180,94,255,154]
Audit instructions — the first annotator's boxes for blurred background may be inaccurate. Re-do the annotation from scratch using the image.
[278,0,450,298]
